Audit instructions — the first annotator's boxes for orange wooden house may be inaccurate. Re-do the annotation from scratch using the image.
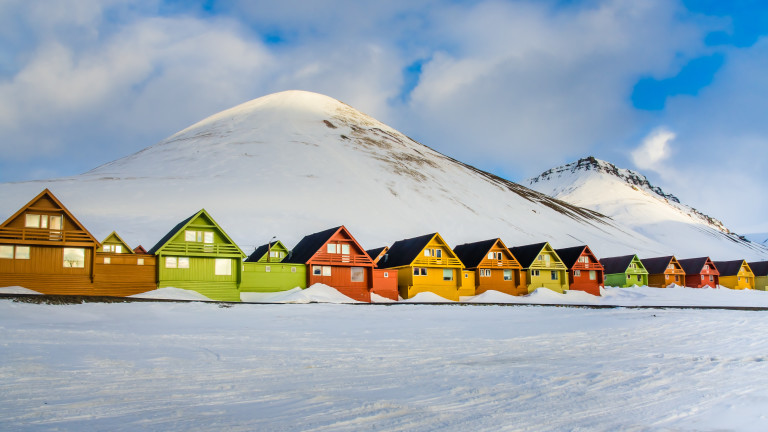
[94,231,157,296]
[678,257,719,288]
[0,189,100,294]
[452,238,526,296]
[641,256,686,288]
[555,245,604,296]
[284,226,398,302]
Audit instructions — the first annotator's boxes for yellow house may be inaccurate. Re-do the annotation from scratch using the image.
[508,242,569,293]
[378,233,473,301]
[713,260,755,290]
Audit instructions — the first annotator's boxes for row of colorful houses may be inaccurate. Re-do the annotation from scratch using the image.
[1,189,766,302]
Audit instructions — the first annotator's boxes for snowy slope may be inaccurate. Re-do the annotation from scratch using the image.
[525,157,768,260]
[0,91,763,260]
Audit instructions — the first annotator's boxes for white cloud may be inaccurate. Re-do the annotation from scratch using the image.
[631,128,675,173]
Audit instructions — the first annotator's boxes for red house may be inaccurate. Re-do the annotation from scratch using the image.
[555,245,605,296]
[284,226,397,302]
[678,257,720,288]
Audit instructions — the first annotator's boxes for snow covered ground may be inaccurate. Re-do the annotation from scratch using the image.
[2,299,768,431]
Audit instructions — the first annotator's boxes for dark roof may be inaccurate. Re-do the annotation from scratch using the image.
[284,226,341,264]
[246,244,270,262]
[453,239,498,269]
[641,256,675,274]
[508,242,548,268]
[713,260,747,276]
[748,261,768,277]
[677,257,711,275]
[554,246,588,269]
[378,233,436,269]
[148,212,196,254]
[600,255,638,274]
[366,247,387,263]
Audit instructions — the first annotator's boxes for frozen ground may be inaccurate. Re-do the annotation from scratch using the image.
[2,300,768,431]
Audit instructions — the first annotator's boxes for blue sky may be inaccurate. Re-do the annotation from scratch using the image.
[1,0,768,233]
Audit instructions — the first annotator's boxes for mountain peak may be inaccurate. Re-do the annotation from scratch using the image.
[528,156,680,203]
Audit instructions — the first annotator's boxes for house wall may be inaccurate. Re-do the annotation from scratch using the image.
[94,253,157,296]
[475,268,526,296]
[755,276,768,291]
[648,271,684,288]
[0,245,95,294]
[371,268,398,301]
[307,265,372,302]
[157,256,240,301]
[605,272,648,288]
[720,273,755,290]
[527,269,569,293]
[568,269,603,296]
[396,266,464,301]
[240,262,306,292]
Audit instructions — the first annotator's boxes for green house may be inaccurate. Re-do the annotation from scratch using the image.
[98,231,134,254]
[509,242,569,294]
[600,254,649,287]
[241,240,306,293]
[148,209,245,301]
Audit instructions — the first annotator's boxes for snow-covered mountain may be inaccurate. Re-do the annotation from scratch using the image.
[525,156,766,260]
[0,91,765,260]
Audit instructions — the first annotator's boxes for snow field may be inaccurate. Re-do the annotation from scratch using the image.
[1,301,768,431]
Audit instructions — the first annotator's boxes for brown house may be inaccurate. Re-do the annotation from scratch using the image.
[452,238,526,296]
[678,257,719,288]
[285,226,398,302]
[555,245,605,296]
[641,256,686,288]
[94,231,157,296]
[0,189,100,294]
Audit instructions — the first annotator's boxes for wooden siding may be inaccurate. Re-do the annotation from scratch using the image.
[308,266,372,302]
[474,268,527,296]
[371,268,398,301]
[94,253,157,296]
[566,249,604,296]
[521,244,569,293]
[605,272,648,288]
[240,262,306,292]
[0,245,96,294]
[158,256,240,301]
[304,227,375,302]
[755,276,768,291]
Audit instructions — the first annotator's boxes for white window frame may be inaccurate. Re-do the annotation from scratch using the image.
[291,267,297,273]
[435,249,442,258]
[313,265,322,276]
[137,258,144,266]
[25,214,41,228]
[178,257,190,269]
[350,267,364,282]
[532,269,540,276]
[215,258,232,276]
[165,257,178,268]
[322,266,332,276]
[574,270,581,277]
[103,257,111,264]
[550,271,558,280]
[341,244,350,255]
[15,246,30,260]
[589,271,596,280]
[443,269,453,281]
[62,248,86,268]
[265,265,271,273]
[503,269,512,281]
[0,245,14,259]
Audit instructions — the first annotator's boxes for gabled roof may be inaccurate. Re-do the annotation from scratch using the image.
[508,242,549,268]
[378,233,461,269]
[148,209,245,257]
[641,256,677,274]
[713,260,751,277]
[453,239,499,269]
[100,231,134,254]
[678,257,715,275]
[284,226,371,265]
[0,188,99,245]
[748,261,768,277]
[133,245,148,254]
[366,247,388,264]
[600,255,643,274]
[245,240,287,263]
[554,245,601,269]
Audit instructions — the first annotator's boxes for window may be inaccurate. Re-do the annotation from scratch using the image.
[574,270,581,277]
[537,254,543,261]
[551,271,558,280]
[503,269,512,281]
[637,275,642,281]
[137,258,144,266]
[291,267,296,273]
[424,249,431,257]
[701,275,705,280]
[709,275,714,282]
[704,265,709,270]
[204,232,213,244]
[383,272,388,278]
[0,245,14,259]
[480,269,491,277]
[185,230,213,243]
[25,214,41,228]
[629,263,636,269]
[166,257,178,268]
[589,271,596,280]
[15,246,30,259]
[443,269,453,281]
[215,259,232,276]
[313,265,322,276]
[185,230,196,242]
[579,256,589,263]
[63,248,85,268]
[667,264,674,270]
[351,267,364,282]
[532,270,540,276]
[665,274,669,279]
[103,245,123,253]
[115,245,122,253]
[675,276,679,282]
[464,273,468,278]
[488,251,502,260]
[269,251,283,259]
[488,252,494,259]
[413,267,427,276]
[328,244,336,253]
[103,257,111,264]
[265,266,271,273]
[178,257,189,269]
[322,266,332,276]
[435,249,442,258]
[50,216,62,230]
[627,274,631,279]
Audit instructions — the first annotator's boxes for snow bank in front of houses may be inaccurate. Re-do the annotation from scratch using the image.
[255,284,361,304]
[129,287,214,301]
[402,292,456,303]
[0,286,42,295]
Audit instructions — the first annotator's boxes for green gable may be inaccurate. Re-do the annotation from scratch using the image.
[99,231,134,254]
[245,240,289,263]
[149,209,245,258]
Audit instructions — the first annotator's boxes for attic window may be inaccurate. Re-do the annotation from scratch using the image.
[579,256,589,263]
[185,230,213,243]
